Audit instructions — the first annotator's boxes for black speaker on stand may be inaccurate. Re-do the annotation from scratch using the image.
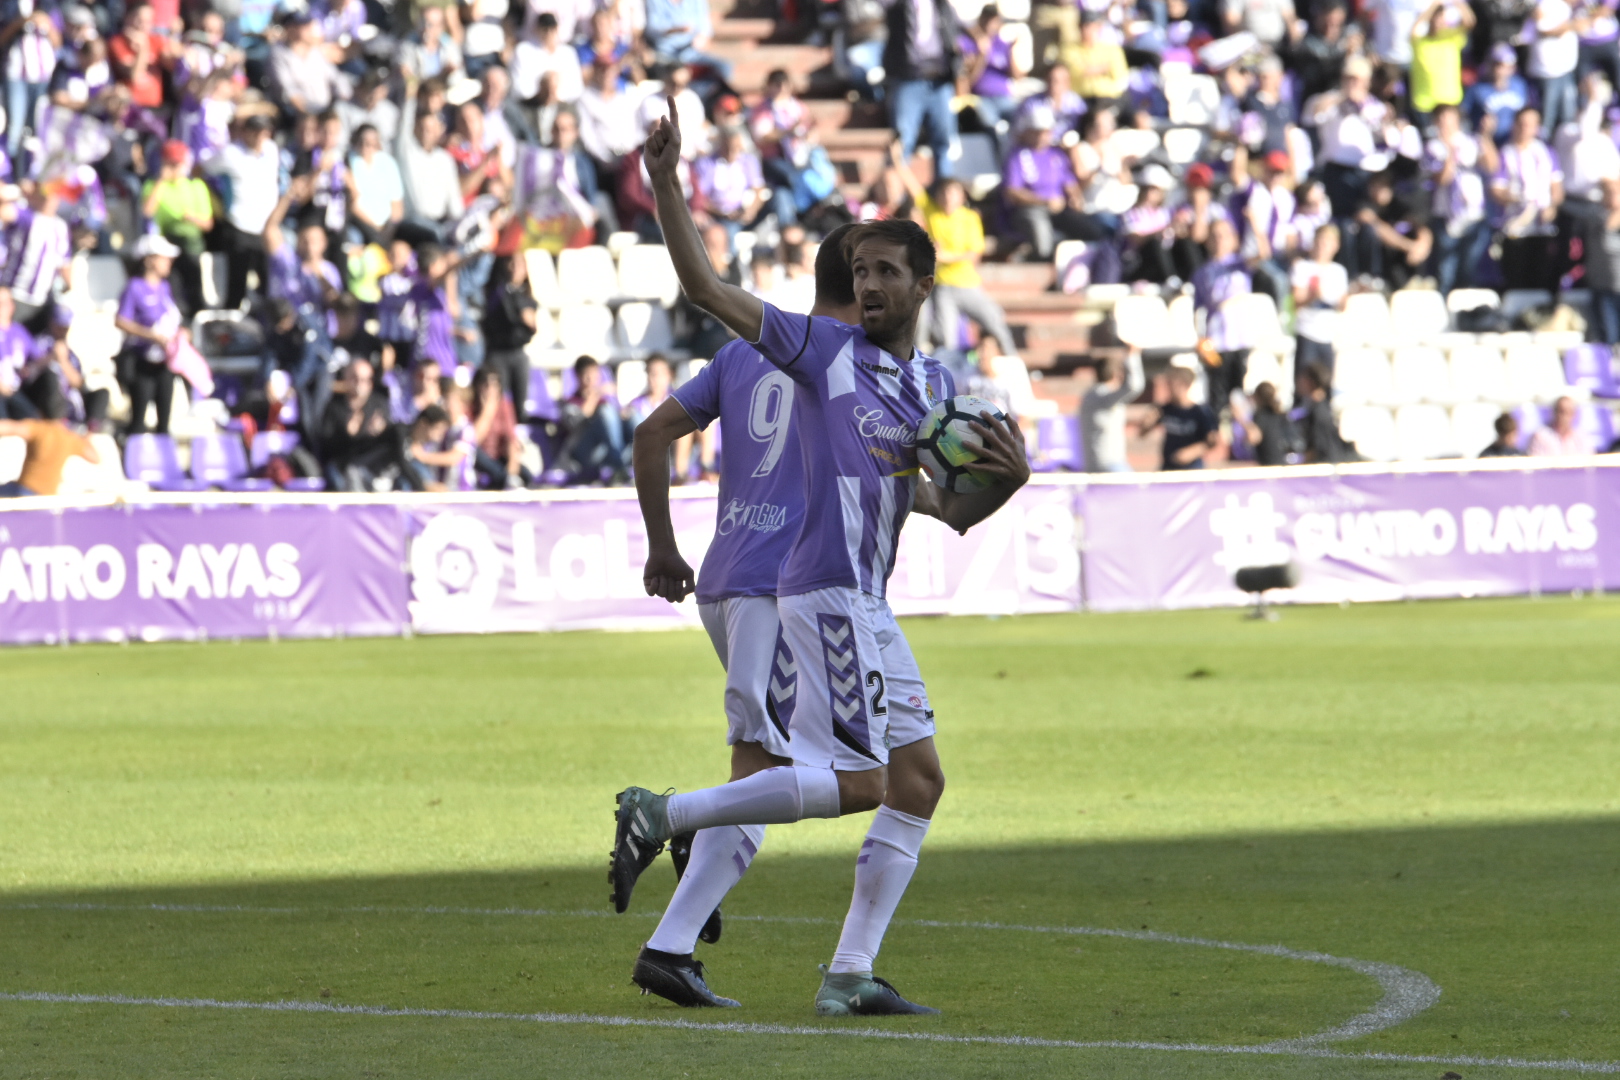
[1234,562,1300,621]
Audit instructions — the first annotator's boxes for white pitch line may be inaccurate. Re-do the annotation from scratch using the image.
[0,901,1437,1044]
[2,990,1618,1075]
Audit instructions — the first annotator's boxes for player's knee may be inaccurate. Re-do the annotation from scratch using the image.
[730,741,789,781]
[837,768,887,814]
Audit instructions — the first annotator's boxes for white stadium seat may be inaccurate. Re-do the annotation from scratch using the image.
[616,301,674,356]
[1162,127,1206,165]
[531,307,557,348]
[1052,239,1089,277]
[1166,293,1199,348]
[1451,401,1504,458]
[1449,344,1510,404]
[1108,128,1161,161]
[557,303,616,357]
[1389,289,1450,341]
[83,254,128,313]
[1395,403,1457,459]
[1337,405,1398,461]
[0,434,22,483]
[524,248,561,310]
[605,231,641,260]
[1390,346,1455,405]
[618,244,682,307]
[1165,72,1220,126]
[66,310,123,375]
[1504,343,1571,403]
[1446,288,1499,316]
[1533,330,1585,353]
[1333,347,1394,407]
[557,246,618,306]
[1337,292,1393,347]
[614,360,647,403]
[1243,348,1293,403]
[1222,292,1286,349]
[1112,294,1171,348]
[199,252,228,309]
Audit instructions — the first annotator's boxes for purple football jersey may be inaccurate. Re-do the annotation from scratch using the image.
[674,336,804,604]
[753,303,955,599]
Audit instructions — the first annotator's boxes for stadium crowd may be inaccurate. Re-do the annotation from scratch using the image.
[0,0,1616,492]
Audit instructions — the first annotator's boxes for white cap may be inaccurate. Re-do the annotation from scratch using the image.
[132,234,181,259]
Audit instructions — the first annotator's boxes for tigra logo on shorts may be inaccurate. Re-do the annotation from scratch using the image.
[817,613,877,760]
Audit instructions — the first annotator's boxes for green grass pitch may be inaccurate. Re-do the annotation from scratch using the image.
[1,596,1618,1079]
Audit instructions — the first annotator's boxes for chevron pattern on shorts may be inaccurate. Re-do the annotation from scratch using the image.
[767,627,796,729]
[817,613,874,758]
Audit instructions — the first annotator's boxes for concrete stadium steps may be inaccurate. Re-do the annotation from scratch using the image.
[712,16,777,41]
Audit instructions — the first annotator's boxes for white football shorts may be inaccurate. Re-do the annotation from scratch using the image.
[776,586,935,772]
[697,595,796,759]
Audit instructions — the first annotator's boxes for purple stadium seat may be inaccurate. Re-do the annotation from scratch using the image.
[123,434,209,491]
[1578,401,1617,450]
[525,368,561,422]
[248,431,326,491]
[1032,415,1084,472]
[1564,345,1619,398]
[190,433,274,491]
[1512,402,1544,451]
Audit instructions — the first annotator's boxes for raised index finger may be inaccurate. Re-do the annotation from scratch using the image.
[667,94,681,138]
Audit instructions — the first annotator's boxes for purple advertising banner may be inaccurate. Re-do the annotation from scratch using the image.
[1080,462,1620,611]
[0,501,407,644]
[1,461,1615,645]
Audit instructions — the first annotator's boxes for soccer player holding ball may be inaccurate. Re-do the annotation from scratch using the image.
[611,98,1030,1015]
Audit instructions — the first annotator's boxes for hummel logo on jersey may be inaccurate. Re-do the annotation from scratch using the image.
[853,406,915,444]
[716,498,789,536]
[860,360,900,378]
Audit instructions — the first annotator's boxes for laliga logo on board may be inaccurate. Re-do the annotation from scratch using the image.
[410,512,502,616]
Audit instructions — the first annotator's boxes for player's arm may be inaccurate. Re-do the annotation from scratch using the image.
[645,100,764,344]
[634,395,701,603]
[932,411,1032,534]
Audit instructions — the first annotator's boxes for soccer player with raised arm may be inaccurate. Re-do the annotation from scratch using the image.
[610,100,1031,1016]
[623,225,863,1008]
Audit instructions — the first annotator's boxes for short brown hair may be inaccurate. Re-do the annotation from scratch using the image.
[843,218,936,281]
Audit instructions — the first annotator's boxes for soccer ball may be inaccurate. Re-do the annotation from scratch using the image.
[914,395,1006,493]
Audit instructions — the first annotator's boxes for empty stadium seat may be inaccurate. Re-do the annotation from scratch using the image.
[0,434,22,483]
[1162,127,1205,165]
[1165,72,1220,126]
[1112,294,1171,348]
[956,133,1003,200]
[524,344,574,370]
[1579,402,1617,449]
[617,244,681,306]
[1222,292,1286,350]
[1165,293,1198,348]
[1449,344,1510,404]
[1565,344,1618,398]
[558,246,618,306]
[1389,289,1450,341]
[1394,403,1457,459]
[1390,346,1454,405]
[1337,292,1393,347]
[557,303,616,357]
[605,231,641,260]
[57,433,130,495]
[615,302,674,356]
[81,254,128,313]
[1337,405,1398,461]
[1332,347,1394,407]
[1504,343,1572,403]
[1451,401,1504,457]
[189,433,273,490]
[524,368,560,422]
[1533,330,1585,353]
[1243,348,1292,401]
[614,360,648,403]
[531,307,557,349]
[1108,128,1161,160]
[123,434,209,491]
[1446,288,1499,319]
[524,248,561,310]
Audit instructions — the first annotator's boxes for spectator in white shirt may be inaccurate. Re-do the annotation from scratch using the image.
[396,94,465,234]
[575,60,640,170]
[401,6,464,83]
[269,15,350,116]
[347,123,405,244]
[1080,350,1145,472]
[338,70,401,145]
[512,13,584,102]
[1528,396,1593,455]
[526,0,595,45]
[1424,102,1496,293]
[1527,0,1581,137]
[1491,104,1564,290]
[635,64,708,158]
[1302,55,1399,216]
[203,114,282,310]
[1289,224,1350,378]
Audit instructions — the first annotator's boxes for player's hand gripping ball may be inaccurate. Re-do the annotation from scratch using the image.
[915,395,1007,494]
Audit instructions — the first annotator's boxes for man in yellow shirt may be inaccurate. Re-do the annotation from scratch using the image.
[891,142,1018,354]
[1063,15,1129,108]
[1410,0,1475,119]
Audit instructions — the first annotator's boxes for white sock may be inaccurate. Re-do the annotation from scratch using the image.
[644,824,765,955]
[828,806,931,974]
[665,766,840,835]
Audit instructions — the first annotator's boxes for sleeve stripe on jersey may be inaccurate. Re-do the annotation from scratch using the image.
[782,313,813,369]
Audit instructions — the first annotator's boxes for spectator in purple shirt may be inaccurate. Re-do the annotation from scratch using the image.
[695,129,777,246]
[959,5,1026,133]
[262,175,345,323]
[1003,107,1109,260]
[113,235,183,435]
[0,286,36,419]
